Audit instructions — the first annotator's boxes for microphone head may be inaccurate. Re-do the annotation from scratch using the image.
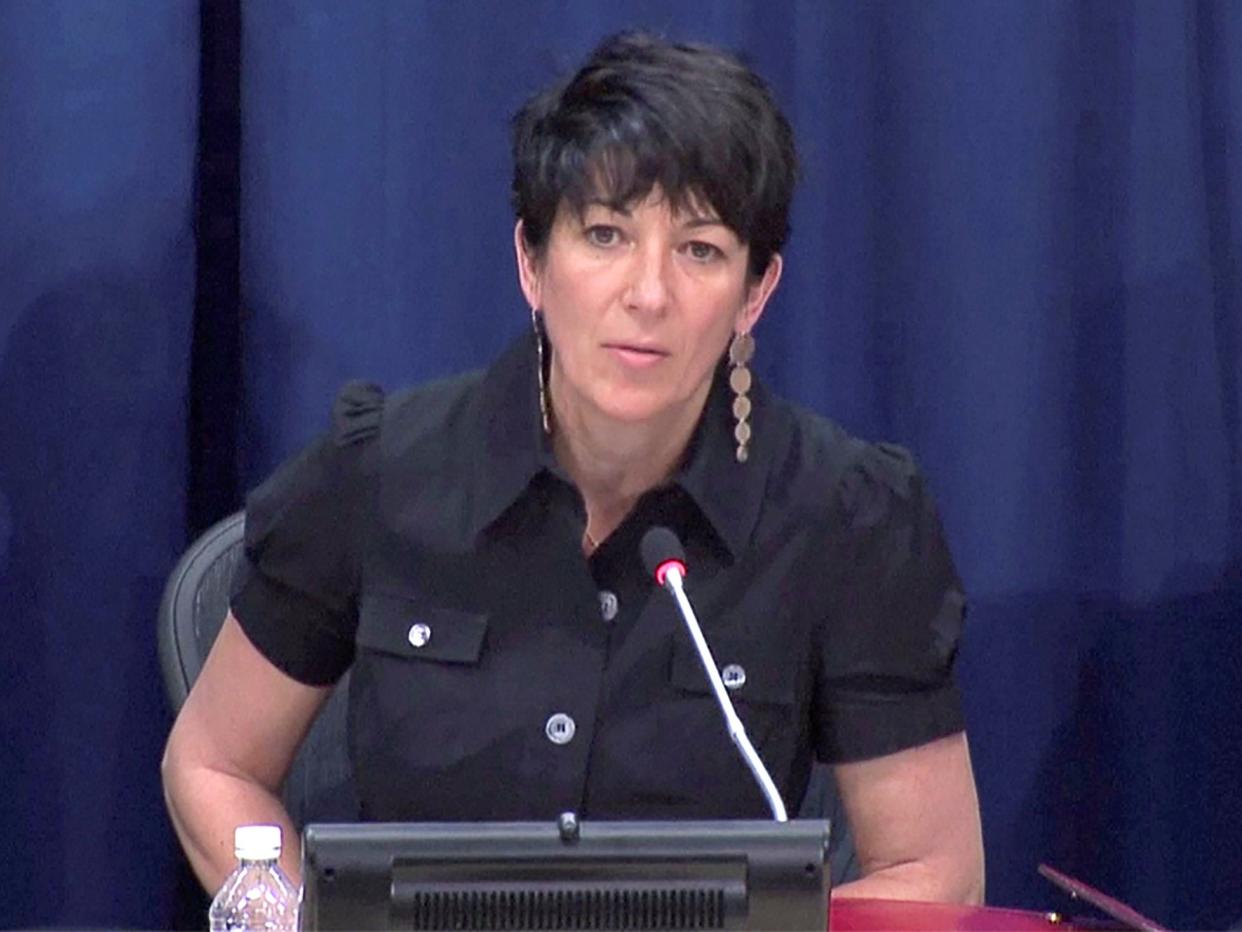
[640,526,687,586]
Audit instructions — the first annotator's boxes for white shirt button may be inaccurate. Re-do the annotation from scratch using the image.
[407,623,432,648]
[545,713,576,745]
[598,590,619,622]
[721,663,746,691]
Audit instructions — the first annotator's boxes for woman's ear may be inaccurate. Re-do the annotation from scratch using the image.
[738,253,783,333]
[513,220,542,310]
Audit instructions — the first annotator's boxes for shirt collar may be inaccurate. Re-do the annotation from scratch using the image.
[467,333,554,539]
[467,333,771,559]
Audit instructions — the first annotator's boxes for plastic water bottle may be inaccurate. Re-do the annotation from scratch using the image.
[209,824,300,931]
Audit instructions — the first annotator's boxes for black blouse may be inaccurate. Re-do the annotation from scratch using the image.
[231,335,966,822]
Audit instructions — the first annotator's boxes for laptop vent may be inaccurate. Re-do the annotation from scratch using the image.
[402,884,727,930]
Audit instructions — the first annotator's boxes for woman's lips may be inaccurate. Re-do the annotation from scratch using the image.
[605,344,668,368]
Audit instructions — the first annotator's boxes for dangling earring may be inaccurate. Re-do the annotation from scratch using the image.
[531,308,551,434]
[728,330,755,463]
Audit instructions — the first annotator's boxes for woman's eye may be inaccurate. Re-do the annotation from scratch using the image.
[585,225,621,247]
[686,241,723,262]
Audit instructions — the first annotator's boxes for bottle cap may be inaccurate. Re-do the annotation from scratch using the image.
[234,824,282,860]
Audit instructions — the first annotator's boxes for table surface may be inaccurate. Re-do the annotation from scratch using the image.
[831,897,1068,931]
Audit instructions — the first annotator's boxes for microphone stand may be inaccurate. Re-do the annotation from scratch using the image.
[659,562,788,822]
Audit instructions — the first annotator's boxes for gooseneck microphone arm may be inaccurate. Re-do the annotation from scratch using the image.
[640,527,788,822]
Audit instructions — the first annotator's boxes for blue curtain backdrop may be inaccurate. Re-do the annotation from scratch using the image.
[2,1,1240,928]
[0,0,199,926]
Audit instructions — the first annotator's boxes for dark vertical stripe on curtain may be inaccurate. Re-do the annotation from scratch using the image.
[189,0,243,536]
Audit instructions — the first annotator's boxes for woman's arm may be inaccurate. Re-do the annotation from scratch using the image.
[161,611,333,892]
[830,731,985,904]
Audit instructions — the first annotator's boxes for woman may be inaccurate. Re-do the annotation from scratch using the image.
[162,32,984,903]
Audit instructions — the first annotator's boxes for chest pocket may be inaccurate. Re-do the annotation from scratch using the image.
[670,637,795,705]
[348,594,497,820]
[355,593,488,664]
[664,634,798,816]
[670,634,796,758]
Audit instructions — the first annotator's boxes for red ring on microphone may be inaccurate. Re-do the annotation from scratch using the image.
[654,559,687,588]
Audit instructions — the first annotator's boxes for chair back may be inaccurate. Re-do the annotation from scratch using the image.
[158,511,357,826]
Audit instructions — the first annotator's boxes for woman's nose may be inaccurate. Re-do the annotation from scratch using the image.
[623,243,671,314]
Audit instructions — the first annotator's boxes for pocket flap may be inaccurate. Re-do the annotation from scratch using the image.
[670,638,794,705]
[356,594,488,664]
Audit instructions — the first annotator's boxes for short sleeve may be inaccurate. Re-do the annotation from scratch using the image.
[814,442,967,763]
[230,381,384,686]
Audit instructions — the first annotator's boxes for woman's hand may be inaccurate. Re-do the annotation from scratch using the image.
[161,612,332,891]
[831,731,985,904]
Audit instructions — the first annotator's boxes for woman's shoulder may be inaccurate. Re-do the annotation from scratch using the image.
[245,368,491,546]
[324,363,486,436]
[771,396,927,529]
[330,379,386,446]
[369,367,490,464]
[290,369,491,494]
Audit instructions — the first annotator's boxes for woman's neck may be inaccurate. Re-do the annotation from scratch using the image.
[549,369,710,547]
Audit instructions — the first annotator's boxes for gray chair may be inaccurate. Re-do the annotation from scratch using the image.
[158,511,857,883]
[157,511,356,826]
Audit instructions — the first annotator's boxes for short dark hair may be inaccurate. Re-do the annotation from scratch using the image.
[511,32,798,279]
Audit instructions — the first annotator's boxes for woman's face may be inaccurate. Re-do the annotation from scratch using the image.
[515,190,782,433]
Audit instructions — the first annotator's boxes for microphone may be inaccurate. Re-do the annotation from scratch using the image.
[639,526,686,588]
[640,527,788,822]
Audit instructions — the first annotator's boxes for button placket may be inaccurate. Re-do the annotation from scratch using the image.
[598,590,619,622]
